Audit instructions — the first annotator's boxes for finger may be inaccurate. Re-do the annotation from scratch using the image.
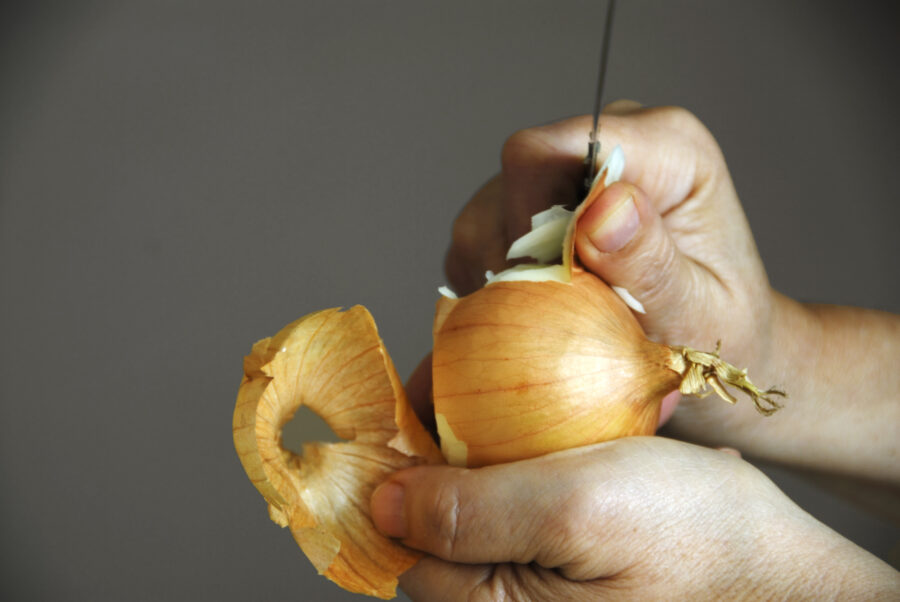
[602,98,643,115]
[501,107,728,221]
[405,353,437,439]
[499,124,586,242]
[658,390,681,426]
[453,107,733,296]
[400,556,593,602]
[597,105,727,215]
[399,557,493,602]
[373,438,751,584]
[445,175,508,295]
[371,463,550,565]
[574,182,710,338]
[716,446,742,458]
[369,447,626,576]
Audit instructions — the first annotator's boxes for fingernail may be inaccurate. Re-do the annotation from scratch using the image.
[588,196,639,252]
[371,481,407,538]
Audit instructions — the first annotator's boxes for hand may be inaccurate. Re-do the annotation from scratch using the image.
[444,103,777,420]
[371,437,899,600]
[428,103,900,482]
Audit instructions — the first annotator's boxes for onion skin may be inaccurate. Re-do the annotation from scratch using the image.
[233,307,442,599]
[432,268,682,467]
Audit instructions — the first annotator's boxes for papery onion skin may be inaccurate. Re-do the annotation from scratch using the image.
[233,307,442,599]
[432,268,682,467]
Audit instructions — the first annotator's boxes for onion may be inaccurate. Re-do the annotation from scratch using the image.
[432,147,783,467]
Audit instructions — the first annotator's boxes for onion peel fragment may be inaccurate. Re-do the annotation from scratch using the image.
[233,306,442,599]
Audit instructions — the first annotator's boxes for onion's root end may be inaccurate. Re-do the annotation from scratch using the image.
[669,342,785,416]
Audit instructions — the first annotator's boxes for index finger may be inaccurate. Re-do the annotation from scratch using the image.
[501,103,724,242]
[499,122,586,243]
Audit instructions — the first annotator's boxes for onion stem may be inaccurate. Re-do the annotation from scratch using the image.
[667,342,785,416]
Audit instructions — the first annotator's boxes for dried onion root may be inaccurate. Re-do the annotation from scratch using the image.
[233,307,442,599]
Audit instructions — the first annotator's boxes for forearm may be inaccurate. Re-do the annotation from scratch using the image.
[768,504,900,599]
[669,293,900,482]
[763,296,899,481]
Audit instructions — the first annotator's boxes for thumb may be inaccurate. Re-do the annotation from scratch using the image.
[369,458,598,570]
[574,181,704,335]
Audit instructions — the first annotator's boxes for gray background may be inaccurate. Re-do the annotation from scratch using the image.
[1,1,898,600]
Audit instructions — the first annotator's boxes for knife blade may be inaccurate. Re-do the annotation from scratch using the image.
[583,0,618,196]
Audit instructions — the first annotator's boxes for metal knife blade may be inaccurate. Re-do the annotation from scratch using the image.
[583,0,617,196]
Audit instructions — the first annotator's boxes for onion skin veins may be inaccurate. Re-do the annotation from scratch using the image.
[432,268,683,467]
[233,307,442,599]
[432,268,783,468]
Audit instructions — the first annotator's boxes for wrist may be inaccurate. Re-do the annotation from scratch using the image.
[771,517,900,599]
[659,290,813,452]
[723,469,900,599]
[758,291,819,391]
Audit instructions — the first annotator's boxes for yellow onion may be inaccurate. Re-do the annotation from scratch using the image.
[233,307,442,599]
[432,147,783,467]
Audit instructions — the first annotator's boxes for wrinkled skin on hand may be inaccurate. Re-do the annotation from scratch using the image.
[371,437,899,600]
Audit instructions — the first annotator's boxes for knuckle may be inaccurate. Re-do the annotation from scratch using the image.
[443,250,470,293]
[540,486,599,548]
[653,105,722,159]
[445,178,508,294]
[449,204,480,252]
[448,178,502,255]
[428,480,464,559]
[654,104,701,128]
[445,216,483,293]
[500,127,545,172]
[630,229,682,300]
[470,565,521,602]
[603,98,643,115]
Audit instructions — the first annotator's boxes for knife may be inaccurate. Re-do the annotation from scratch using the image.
[583,0,618,196]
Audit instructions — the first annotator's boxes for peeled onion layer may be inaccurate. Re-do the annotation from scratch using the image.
[233,307,442,599]
[433,146,784,468]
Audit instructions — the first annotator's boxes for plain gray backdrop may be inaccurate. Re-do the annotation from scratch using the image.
[1,1,898,600]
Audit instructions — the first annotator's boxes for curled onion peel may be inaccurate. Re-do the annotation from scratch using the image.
[433,147,784,467]
[233,307,442,599]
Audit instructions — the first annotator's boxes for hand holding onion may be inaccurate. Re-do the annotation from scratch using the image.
[429,143,781,467]
[372,437,900,601]
[431,103,900,483]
